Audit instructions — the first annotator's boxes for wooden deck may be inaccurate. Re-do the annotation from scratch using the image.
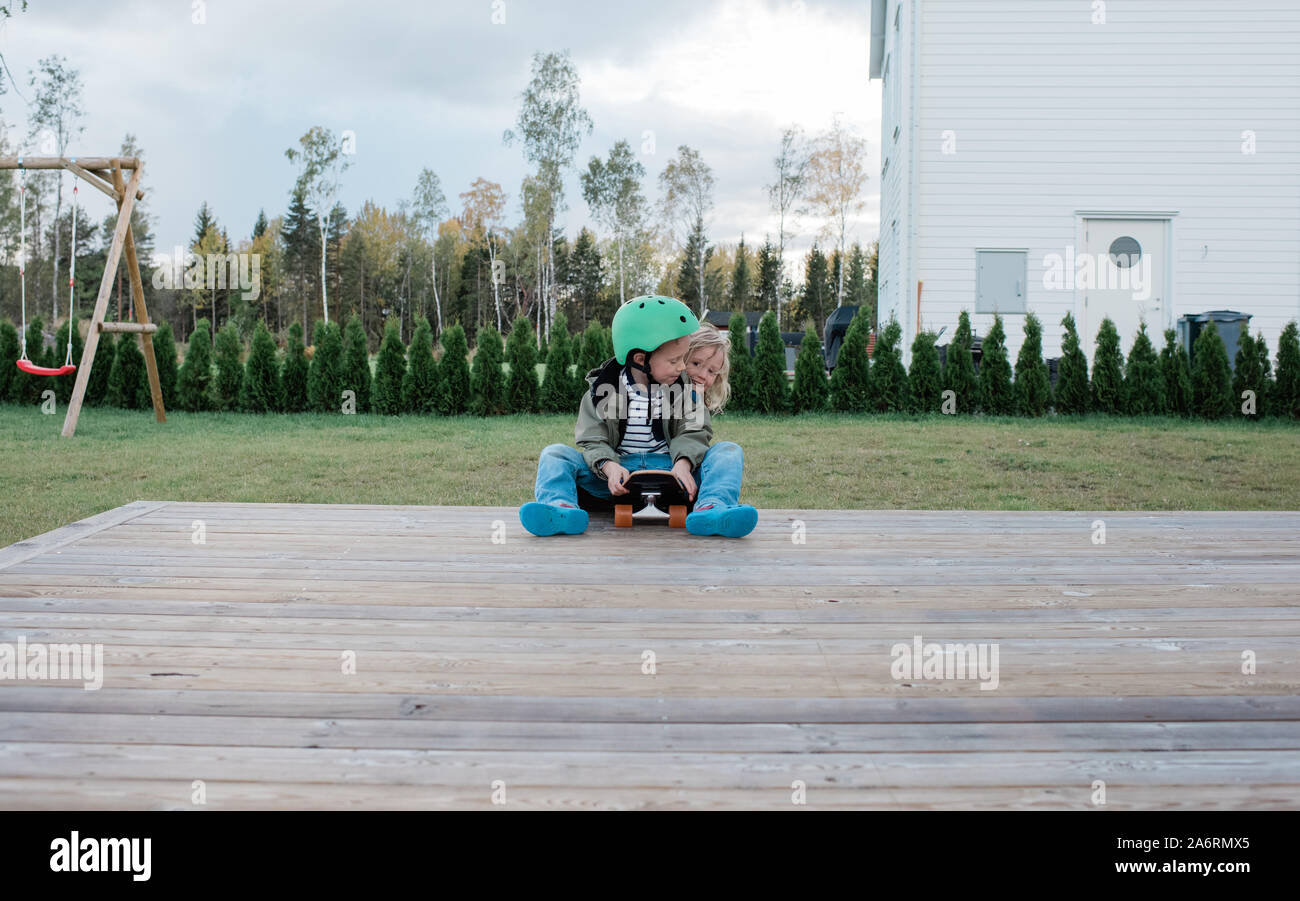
[0,501,1297,810]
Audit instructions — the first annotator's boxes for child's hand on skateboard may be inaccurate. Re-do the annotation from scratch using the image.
[671,458,697,502]
[602,461,632,495]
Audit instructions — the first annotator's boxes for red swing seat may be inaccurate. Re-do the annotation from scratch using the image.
[15,359,76,377]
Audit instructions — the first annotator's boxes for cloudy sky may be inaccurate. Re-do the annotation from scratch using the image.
[0,0,880,274]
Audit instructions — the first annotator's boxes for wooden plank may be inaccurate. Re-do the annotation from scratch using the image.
[1,714,1296,753]
[0,502,170,570]
[2,779,1292,810]
[3,578,1297,609]
[2,743,1297,789]
[2,669,1294,696]
[5,615,1296,640]
[3,597,1298,624]
[2,687,1296,721]
[1,632,1295,662]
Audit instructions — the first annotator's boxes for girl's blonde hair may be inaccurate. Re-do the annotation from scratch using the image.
[686,322,732,414]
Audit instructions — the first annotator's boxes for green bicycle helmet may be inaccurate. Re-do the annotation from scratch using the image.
[611,295,700,374]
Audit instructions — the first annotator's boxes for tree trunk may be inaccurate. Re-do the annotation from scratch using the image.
[617,227,625,304]
[431,251,443,336]
[52,175,63,320]
[489,233,502,333]
[318,213,329,324]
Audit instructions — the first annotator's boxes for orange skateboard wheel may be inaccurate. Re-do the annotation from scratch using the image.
[614,505,634,528]
[668,505,687,529]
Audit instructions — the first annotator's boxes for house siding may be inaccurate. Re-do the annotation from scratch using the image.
[875,0,1300,367]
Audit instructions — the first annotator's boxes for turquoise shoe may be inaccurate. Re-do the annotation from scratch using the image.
[519,501,588,536]
[685,503,758,538]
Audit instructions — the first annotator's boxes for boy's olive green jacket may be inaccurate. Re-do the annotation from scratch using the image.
[574,358,713,477]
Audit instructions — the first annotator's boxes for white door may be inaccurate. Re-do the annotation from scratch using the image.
[1081,219,1166,363]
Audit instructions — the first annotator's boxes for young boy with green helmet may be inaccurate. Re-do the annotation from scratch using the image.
[520,295,758,538]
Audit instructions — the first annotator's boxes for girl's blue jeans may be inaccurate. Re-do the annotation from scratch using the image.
[534,441,745,510]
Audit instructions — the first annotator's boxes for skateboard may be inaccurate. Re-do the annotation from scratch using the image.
[579,469,694,528]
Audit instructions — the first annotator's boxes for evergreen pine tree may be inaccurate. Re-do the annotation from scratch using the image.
[1190,320,1233,419]
[730,238,753,310]
[281,322,309,413]
[976,314,1014,415]
[1122,321,1164,416]
[1231,330,1267,419]
[1274,321,1300,419]
[790,321,828,414]
[85,331,116,407]
[438,323,471,414]
[471,326,508,416]
[829,309,870,413]
[341,314,372,413]
[846,244,869,308]
[177,319,214,412]
[941,310,978,414]
[505,316,539,413]
[726,312,754,412]
[307,320,344,412]
[152,320,178,410]
[53,318,85,405]
[241,320,281,413]
[403,316,441,413]
[799,246,831,334]
[0,320,19,402]
[1252,332,1275,418]
[750,310,788,414]
[577,319,606,374]
[868,318,909,412]
[539,313,576,413]
[1055,312,1090,414]
[1013,311,1051,417]
[1159,328,1193,417]
[907,330,943,414]
[212,321,244,411]
[107,335,148,409]
[372,319,407,415]
[1089,317,1125,414]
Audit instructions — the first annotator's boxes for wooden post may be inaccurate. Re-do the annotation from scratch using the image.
[110,162,166,424]
[60,165,143,438]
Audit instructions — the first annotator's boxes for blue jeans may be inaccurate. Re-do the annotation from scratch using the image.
[534,442,745,510]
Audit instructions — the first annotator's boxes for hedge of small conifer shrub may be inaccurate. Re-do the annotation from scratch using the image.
[2,310,1296,420]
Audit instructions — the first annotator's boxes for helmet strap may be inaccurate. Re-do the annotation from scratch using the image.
[628,350,654,378]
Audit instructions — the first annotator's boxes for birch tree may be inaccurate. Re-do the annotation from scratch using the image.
[657,145,715,316]
[460,177,509,332]
[766,125,809,321]
[285,126,350,324]
[28,55,85,319]
[581,139,645,305]
[804,116,869,307]
[411,167,448,335]
[502,50,592,341]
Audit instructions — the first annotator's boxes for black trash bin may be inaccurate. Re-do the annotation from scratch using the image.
[1177,310,1253,373]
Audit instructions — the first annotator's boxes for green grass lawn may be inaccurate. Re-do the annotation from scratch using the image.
[1,403,1297,547]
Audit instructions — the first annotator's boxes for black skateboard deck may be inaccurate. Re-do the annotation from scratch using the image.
[579,468,694,528]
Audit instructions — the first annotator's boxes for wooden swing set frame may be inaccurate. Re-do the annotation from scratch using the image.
[1,155,166,437]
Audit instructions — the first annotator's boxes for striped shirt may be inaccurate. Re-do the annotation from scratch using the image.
[617,367,669,455]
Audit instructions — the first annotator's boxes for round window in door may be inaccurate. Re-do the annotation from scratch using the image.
[1108,236,1141,269]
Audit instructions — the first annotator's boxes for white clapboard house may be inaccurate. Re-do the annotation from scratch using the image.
[868,0,1300,369]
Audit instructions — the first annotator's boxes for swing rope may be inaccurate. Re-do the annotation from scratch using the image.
[15,156,77,377]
